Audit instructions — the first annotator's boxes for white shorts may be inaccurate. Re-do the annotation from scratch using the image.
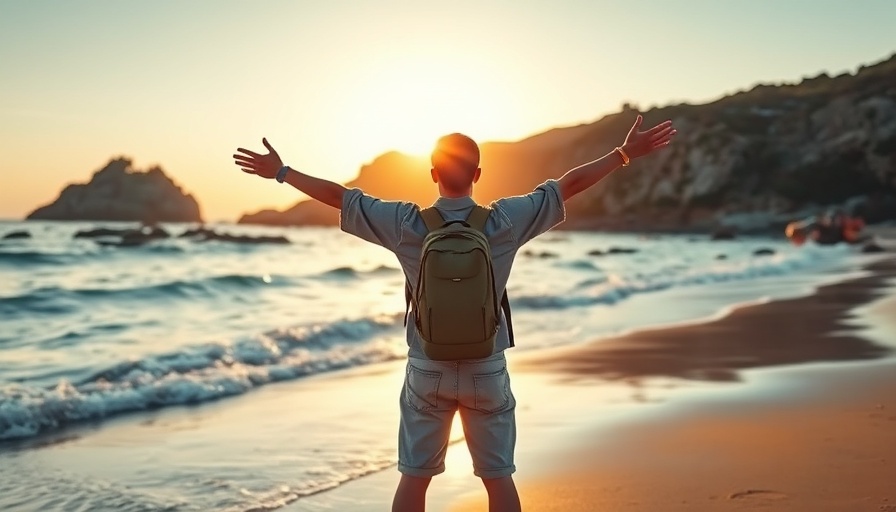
[397,352,516,479]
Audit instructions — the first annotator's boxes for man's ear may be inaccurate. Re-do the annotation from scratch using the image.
[430,168,439,183]
[472,167,482,184]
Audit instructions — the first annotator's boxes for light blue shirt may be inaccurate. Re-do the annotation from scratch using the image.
[340,180,566,358]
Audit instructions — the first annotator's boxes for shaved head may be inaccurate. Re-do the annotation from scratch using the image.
[431,133,480,191]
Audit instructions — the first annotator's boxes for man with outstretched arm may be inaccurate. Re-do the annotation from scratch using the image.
[233,115,676,512]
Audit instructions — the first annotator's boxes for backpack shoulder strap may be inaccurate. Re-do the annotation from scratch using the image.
[420,207,445,232]
[501,290,515,347]
[403,280,412,326]
[466,205,492,233]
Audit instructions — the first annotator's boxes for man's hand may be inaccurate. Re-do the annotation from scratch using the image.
[621,115,676,160]
[557,114,678,201]
[233,138,284,179]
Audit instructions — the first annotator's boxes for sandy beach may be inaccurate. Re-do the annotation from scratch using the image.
[449,257,896,512]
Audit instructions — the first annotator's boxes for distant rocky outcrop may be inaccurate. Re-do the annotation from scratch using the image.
[1,230,31,240]
[238,53,896,232]
[27,158,202,223]
[178,227,289,245]
[68,225,289,247]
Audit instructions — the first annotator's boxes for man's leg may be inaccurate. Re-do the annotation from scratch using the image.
[482,476,521,512]
[392,474,432,512]
[456,355,519,511]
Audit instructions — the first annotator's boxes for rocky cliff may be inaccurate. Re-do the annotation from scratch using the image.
[28,158,202,223]
[239,53,896,231]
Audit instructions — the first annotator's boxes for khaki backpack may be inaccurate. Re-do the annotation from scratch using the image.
[404,205,514,360]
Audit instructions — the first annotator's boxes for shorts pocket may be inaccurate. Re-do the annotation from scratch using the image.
[405,365,441,411]
[473,366,510,413]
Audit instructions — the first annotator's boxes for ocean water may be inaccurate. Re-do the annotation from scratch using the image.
[0,219,861,511]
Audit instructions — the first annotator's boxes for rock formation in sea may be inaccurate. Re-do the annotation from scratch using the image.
[27,158,202,223]
[238,53,896,232]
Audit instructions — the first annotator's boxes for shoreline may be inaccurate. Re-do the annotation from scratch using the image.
[517,258,896,383]
[2,249,893,511]
[449,256,896,512]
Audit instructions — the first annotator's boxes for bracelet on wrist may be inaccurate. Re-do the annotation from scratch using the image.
[276,165,290,183]
[614,147,631,167]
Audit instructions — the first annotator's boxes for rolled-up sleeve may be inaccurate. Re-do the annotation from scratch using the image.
[493,179,566,247]
[340,188,416,251]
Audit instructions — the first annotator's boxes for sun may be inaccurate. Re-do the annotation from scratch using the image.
[325,53,516,160]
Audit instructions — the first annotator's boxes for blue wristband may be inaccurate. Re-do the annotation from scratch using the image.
[275,165,290,183]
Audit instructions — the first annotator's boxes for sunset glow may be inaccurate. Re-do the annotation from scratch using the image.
[324,51,523,159]
[1,0,895,220]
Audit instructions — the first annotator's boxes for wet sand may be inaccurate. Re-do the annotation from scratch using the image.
[450,257,896,512]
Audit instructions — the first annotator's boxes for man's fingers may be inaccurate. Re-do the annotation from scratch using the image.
[240,168,256,174]
[649,127,676,142]
[627,114,643,136]
[233,155,256,166]
[262,137,276,154]
[642,122,673,139]
[236,148,263,159]
[643,120,673,137]
[652,140,672,150]
[651,133,675,147]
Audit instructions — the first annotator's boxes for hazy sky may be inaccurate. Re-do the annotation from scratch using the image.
[1,0,895,220]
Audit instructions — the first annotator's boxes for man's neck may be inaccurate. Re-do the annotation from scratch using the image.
[438,185,472,198]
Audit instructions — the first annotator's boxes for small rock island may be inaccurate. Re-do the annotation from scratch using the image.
[27,157,202,223]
